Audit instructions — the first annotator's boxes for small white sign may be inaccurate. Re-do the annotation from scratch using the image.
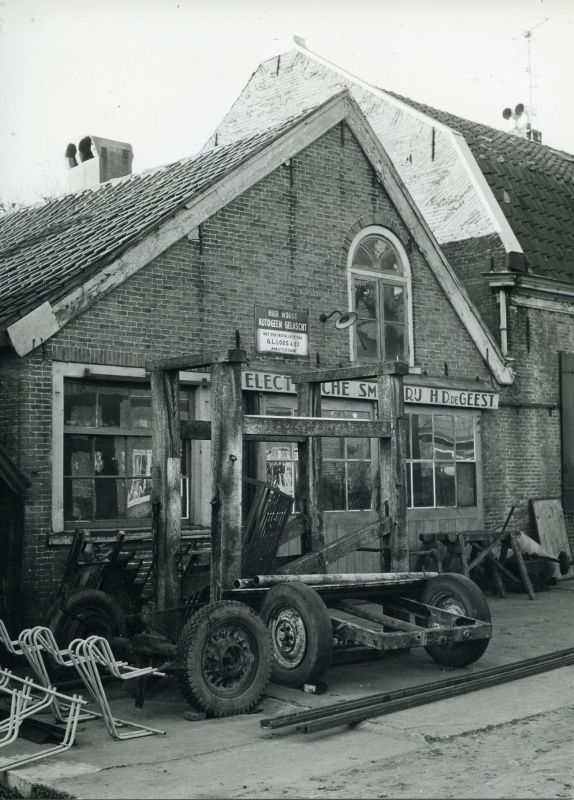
[255,306,309,357]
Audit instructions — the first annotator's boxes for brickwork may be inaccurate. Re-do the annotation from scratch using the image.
[4,124,496,620]
[2,122,573,621]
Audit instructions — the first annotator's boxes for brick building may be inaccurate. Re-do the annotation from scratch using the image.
[207,44,574,544]
[0,93,517,625]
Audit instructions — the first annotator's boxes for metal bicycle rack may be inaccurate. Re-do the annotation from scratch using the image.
[0,668,86,770]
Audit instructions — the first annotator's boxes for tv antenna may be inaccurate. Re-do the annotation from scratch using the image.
[523,18,549,118]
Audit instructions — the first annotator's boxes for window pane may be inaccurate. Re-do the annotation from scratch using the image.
[455,417,475,460]
[384,323,405,361]
[457,462,477,506]
[383,284,405,323]
[65,384,97,427]
[412,462,434,507]
[347,437,370,459]
[353,242,374,269]
[64,478,93,520]
[127,438,152,476]
[347,462,372,510]
[127,478,152,518]
[434,415,454,461]
[321,462,345,510]
[94,436,125,476]
[266,461,295,495]
[354,278,377,319]
[356,321,378,358]
[411,415,433,459]
[323,437,344,459]
[354,235,401,274]
[64,435,92,476]
[94,478,124,519]
[436,463,456,506]
[98,386,129,427]
[266,444,293,462]
[131,392,151,429]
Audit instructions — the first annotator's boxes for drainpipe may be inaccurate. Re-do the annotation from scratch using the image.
[499,288,508,356]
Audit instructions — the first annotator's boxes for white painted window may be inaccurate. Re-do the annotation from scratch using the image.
[348,226,413,364]
[406,411,477,509]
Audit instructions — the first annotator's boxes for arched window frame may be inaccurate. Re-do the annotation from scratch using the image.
[346,226,414,366]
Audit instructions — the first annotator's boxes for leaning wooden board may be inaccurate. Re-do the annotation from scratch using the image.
[530,498,574,581]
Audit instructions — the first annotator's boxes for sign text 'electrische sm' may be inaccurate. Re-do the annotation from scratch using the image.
[255,306,309,357]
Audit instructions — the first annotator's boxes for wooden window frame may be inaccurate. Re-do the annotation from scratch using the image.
[347,226,414,366]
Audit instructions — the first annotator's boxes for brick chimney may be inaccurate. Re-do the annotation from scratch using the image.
[65,136,133,193]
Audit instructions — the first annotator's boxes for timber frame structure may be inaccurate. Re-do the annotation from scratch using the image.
[148,345,410,616]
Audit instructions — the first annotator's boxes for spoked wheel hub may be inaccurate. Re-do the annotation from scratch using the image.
[269,607,307,669]
[202,625,257,694]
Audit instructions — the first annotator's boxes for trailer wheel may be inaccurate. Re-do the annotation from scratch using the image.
[46,588,127,649]
[176,600,272,717]
[260,582,333,687]
[421,573,491,667]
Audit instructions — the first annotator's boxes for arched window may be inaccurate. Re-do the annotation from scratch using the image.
[348,227,412,363]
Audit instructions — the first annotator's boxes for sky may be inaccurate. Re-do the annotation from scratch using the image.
[1,0,573,207]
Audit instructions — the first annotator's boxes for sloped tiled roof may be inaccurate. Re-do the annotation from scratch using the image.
[0,112,307,331]
[384,90,574,282]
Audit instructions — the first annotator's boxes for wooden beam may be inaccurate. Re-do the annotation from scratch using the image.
[378,369,409,571]
[244,416,391,439]
[278,519,389,574]
[292,361,409,384]
[210,360,244,600]
[150,369,181,633]
[297,382,324,557]
[147,348,246,372]
[182,418,389,441]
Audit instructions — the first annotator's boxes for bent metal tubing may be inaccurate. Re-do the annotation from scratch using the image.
[0,668,86,770]
[67,636,166,740]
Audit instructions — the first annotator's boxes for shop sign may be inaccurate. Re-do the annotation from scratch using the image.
[242,371,377,400]
[255,306,309,357]
[242,371,499,409]
[404,385,499,409]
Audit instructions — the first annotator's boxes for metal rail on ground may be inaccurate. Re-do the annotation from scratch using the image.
[260,647,574,735]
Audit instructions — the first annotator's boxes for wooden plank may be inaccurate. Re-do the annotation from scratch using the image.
[509,532,536,601]
[182,418,389,440]
[297,382,324,557]
[244,416,390,439]
[277,519,388,574]
[530,497,574,581]
[292,361,408,384]
[150,369,181,631]
[378,370,408,571]
[210,360,244,599]
[333,599,424,633]
[147,348,246,372]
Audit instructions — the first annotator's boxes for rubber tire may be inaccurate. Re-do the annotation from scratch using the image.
[176,600,272,717]
[421,573,491,667]
[260,582,333,687]
[46,587,128,649]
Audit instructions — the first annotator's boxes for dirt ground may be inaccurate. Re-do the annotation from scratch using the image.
[227,707,573,800]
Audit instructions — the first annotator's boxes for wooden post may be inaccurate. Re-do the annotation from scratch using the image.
[210,358,244,600]
[378,364,409,571]
[151,368,181,634]
[297,381,325,559]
